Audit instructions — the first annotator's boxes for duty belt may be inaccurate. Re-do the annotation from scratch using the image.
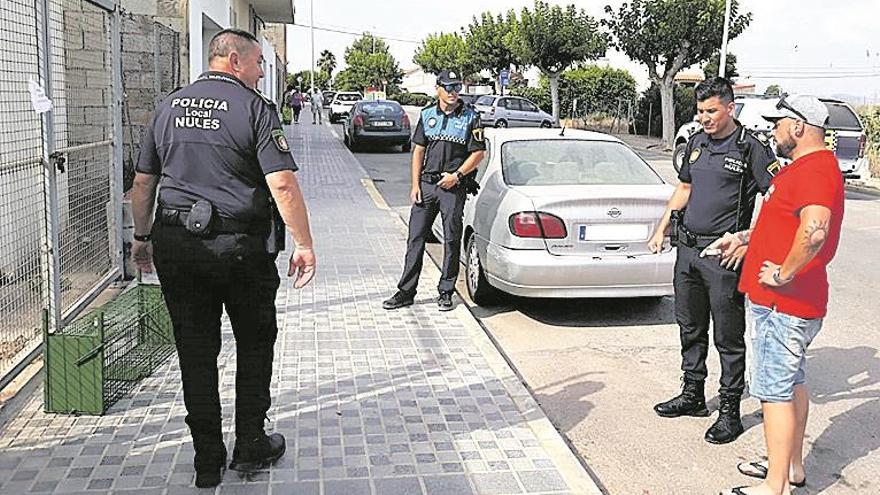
[420,172,443,184]
[159,208,262,235]
[677,224,724,250]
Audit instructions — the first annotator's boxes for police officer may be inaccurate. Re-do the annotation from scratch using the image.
[129,29,316,487]
[648,77,776,444]
[383,70,485,311]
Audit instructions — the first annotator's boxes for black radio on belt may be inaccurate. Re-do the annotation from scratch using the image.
[185,199,214,236]
[669,209,683,247]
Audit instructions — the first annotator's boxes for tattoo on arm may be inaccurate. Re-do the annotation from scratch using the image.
[736,229,752,245]
[803,219,829,254]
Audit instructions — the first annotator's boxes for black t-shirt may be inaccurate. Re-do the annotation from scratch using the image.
[411,102,486,174]
[678,125,776,234]
[136,72,298,223]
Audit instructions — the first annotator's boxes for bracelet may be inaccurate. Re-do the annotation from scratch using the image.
[772,267,793,285]
[134,233,151,242]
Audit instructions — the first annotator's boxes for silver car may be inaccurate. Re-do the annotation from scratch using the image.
[433,128,676,304]
[474,95,555,128]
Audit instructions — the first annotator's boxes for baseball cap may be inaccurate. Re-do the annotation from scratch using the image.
[761,94,829,128]
[436,70,463,86]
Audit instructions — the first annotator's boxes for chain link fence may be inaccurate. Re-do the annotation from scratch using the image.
[0,0,122,390]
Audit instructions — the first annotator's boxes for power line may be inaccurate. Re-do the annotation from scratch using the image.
[743,73,880,79]
[292,22,421,44]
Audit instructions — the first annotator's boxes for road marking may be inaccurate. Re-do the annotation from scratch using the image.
[361,178,390,211]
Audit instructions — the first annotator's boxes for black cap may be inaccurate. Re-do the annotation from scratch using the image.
[436,70,462,85]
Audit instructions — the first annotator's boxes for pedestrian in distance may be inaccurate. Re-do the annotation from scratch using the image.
[310,89,324,125]
[288,87,303,124]
[648,77,778,444]
[129,28,316,488]
[382,70,485,312]
[705,95,844,495]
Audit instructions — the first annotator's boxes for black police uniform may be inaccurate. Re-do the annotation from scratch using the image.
[135,71,296,467]
[675,123,775,396]
[397,101,485,296]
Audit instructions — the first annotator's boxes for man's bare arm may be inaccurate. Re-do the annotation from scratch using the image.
[648,182,692,252]
[131,172,159,234]
[776,205,832,281]
[266,170,313,249]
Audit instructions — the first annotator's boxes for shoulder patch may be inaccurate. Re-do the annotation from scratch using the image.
[472,126,484,142]
[271,129,290,152]
[766,160,781,176]
[689,146,702,164]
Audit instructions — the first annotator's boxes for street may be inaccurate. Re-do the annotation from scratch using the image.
[339,116,880,495]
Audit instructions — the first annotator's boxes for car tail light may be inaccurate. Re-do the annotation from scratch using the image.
[353,115,364,127]
[509,212,567,239]
[402,114,411,129]
[859,134,866,158]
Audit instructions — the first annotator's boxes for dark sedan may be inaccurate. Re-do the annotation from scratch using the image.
[342,100,412,152]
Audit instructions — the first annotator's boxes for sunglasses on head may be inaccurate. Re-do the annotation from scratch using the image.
[776,96,809,123]
[441,83,463,93]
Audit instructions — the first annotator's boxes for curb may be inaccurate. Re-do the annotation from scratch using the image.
[845,181,880,197]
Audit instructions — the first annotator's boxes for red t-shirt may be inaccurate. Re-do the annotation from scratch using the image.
[739,150,844,318]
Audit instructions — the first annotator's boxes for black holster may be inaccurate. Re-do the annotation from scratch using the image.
[265,201,285,254]
[669,209,683,247]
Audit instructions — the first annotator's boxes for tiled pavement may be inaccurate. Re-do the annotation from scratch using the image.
[0,122,600,494]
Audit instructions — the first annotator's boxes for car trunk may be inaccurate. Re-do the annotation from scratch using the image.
[362,108,404,132]
[829,129,861,161]
[515,185,671,256]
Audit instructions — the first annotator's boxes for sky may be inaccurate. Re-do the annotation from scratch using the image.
[285,0,880,103]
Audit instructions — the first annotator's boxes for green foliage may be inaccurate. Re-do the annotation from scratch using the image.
[464,11,521,86]
[603,0,751,82]
[512,65,637,119]
[765,84,783,96]
[858,105,880,177]
[287,70,329,91]
[634,83,697,137]
[510,86,551,113]
[508,2,608,75]
[341,33,403,92]
[413,32,478,81]
[317,50,337,79]
[702,51,739,80]
[394,92,433,107]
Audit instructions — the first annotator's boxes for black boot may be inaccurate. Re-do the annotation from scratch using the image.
[705,393,744,444]
[229,433,286,473]
[654,379,710,418]
[192,436,226,488]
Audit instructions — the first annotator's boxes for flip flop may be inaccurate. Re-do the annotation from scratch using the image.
[719,487,749,495]
[737,460,807,488]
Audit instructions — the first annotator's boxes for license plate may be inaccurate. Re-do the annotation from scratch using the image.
[372,121,393,127]
[577,224,649,242]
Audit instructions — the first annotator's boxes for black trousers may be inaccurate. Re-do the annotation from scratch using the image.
[398,181,467,295]
[152,223,280,448]
[674,244,746,395]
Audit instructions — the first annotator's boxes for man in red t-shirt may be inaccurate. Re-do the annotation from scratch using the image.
[703,95,844,495]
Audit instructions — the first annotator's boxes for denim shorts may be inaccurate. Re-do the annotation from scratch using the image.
[749,302,823,402]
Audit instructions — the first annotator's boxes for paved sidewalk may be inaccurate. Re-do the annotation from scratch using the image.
[0,122,599,494]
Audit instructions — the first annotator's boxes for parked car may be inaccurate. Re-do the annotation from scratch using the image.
[673,95,870,178]
[329,92,362,122]
[342,100,412,152]
[432,128,675,305]
[458,93,481,106]
[322,90,336,108]
[473,95,555,128]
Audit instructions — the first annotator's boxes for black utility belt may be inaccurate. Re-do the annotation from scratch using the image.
[677,224,724,250]
[158,208,262,235]
[421,172,448,185]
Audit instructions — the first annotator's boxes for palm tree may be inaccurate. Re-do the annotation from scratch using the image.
[317,50,337,79]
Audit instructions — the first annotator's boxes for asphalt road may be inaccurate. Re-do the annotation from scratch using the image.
[340,119,880,495]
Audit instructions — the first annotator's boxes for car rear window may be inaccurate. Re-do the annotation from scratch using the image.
[475,96,496,106]
[501,140,663,186]
[824,102,862,131]
[360,102,403,114]
[336,93,360,102]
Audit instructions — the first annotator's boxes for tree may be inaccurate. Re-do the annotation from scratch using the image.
[413,32,478,83]
[511,65,637,120]
[464,11,520,93]
[604,0,752,149]
[288,70,329,91]
[341,33,403,92]
[507,1,608,123]
[703,50,739,80]
[317,49,337,82]
[765,84,783,96]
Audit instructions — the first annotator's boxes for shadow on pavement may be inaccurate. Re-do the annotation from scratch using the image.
[532,372,605,434]
[470,295,674,328]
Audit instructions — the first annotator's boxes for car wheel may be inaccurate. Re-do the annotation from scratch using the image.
[466,235,499,305]
[401,141,411,153]
[349,136,360,151]
[673,142,687,173]
[540,120,552,128]
[495,119,508,128]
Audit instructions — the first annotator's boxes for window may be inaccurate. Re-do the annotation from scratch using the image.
[505,99,523,111]
[475,96,496,106]
[824,102,863,131]
[497,98,510,108]
[501,140,663,186]
[520,100,538,112]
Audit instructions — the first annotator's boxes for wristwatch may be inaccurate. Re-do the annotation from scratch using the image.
[772,267,793,285]
[134,233,151,242]
[455,171,463,180]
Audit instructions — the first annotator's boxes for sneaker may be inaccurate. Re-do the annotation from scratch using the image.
[229,433,286,473]
[437,291,454,311]
[383,291,414,310]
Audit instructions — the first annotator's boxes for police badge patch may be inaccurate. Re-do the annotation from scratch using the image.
[689,147,701,164]
[271,129,290,152]
[472,127,484,142]
[427,117,437,128]
[766,160,781,176]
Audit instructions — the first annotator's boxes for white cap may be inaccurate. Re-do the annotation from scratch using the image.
[761,95,829,128]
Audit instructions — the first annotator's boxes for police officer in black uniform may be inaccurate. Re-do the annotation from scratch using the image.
[648,78,776,444]
[383,70,485,311]
[129,29,316,487]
